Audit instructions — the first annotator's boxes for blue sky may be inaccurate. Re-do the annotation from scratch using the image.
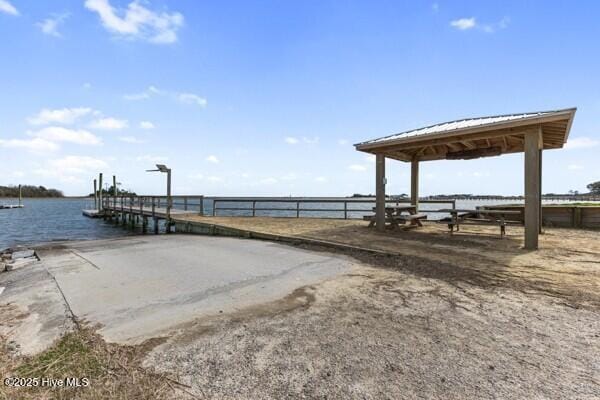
[1,0,598,196]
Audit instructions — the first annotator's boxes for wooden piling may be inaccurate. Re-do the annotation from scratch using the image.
[93,179,97,210]
[98,173,103,213]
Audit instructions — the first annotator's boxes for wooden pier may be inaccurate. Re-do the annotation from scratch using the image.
[100,195,204,234]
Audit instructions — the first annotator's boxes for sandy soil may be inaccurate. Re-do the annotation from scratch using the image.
[2,217,598,399]
[144,217,600,399]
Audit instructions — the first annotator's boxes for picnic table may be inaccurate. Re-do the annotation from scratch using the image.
[364,205,427,229]
[438,208,523,237]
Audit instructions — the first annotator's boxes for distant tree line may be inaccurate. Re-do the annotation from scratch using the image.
[89,185,136,196]
[0,185,63,198]
[587,181,600,195]
[350,179,600,198]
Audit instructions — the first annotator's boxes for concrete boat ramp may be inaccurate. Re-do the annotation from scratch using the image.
[0,235,352,352]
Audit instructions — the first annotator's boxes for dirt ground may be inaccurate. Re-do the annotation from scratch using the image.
[143,217,600,399]
[2,218,599,399]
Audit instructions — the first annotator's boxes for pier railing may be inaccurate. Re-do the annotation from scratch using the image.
[102,195,205,217]
[100,195,455,220]
[210,197,456,219]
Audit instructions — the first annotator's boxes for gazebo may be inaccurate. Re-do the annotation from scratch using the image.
[354,108,577,250]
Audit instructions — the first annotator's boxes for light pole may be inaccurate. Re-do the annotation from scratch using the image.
[146,164,172,232]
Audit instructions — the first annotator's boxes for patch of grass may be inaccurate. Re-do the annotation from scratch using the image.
[0,328,189,400]
[15,332,102,379]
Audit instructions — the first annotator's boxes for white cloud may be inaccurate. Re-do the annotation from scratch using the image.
[259,177,278,185]
[315,176,327,183]
[450,17,476,30]
[118,136,145,144]
[364,155,375,163]
[136,154,168,163]
[33,156,108,184]
[482,17,510,33]
[28,107,93,125]
[89,117,128,130]
[177,93,207,107]
[565,137,599,149]
[123,85,162,100]
[48,155,108,174]
[33,169,82,184]
[567,164,584,170]
[302,136,319,144]
[139,121,155,129]
[0,0,18,16]
[124,86,206,108]
[84,0,184,44]
[451,16,510,33]
[285,137,299,145]
[206,155,219,163]
[83,82,92,90]
[349,164,367,172]
[338,139,349,145]
[37,13,69,37]
[0,138,59,153]
[29,126,102,146]
[431,3,439,12]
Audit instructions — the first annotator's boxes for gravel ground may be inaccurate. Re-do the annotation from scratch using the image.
[146,248,600,399]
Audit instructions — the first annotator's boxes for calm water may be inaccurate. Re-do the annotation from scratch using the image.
[1,197,594,250]
[0,198,131,249]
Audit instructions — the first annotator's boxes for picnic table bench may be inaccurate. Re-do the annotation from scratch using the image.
[364,205,427,229]
[438,208,523,237]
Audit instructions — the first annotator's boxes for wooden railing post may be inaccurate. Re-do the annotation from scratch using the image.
[296,201,300,218]
[344,201,348,219]
[213,200,217,216]
[252,200,256,217]
[152,196,156,218]
[199,196,204,216]
[184,196,188,211]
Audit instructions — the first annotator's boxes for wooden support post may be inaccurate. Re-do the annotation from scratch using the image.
[375,154,386,231]
[98,173,103,212]
[93,179,97,210]
[539,149,543,234]
[296,202,300,218]
[166,169,172,233]
[252,201,256,217]
[18,184,22,207]
[184,196,188,211]
[129,197,134,228]
[524,128,542,250]
[344,201,348,219]
[154,217,159,234]
[199,196,204,216]
[113,175,117,217]
[573,207,582,228]
[411,158,419,212]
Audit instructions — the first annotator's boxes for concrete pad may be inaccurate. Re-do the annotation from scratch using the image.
[39,235,353,344]
[0,262,73,355]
